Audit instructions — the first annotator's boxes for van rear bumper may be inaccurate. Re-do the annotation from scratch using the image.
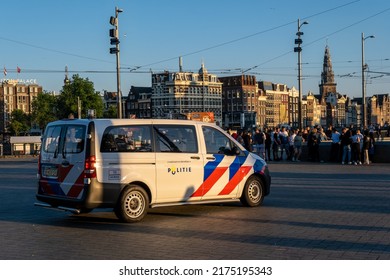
[36,179,123,210]
[34,202,82,214]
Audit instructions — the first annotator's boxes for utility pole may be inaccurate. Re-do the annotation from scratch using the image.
[294,19,308,130]
[361,32,375,129]
[109,7,123,118]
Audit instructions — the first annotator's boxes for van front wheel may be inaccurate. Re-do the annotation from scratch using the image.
[240,176,265,207]
[115,185,149,223]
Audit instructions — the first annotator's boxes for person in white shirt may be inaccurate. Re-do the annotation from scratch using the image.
[288,129,296,161]
[351,129,363,165]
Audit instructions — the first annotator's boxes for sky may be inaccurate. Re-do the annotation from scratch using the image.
[1,0,389,99]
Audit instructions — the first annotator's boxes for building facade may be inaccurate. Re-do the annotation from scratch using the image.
[369,94,390,126]
[219,75,259,129]
[151,63,223,124]
[126,86,152,119]
[0,80,42,136]
[259,81,290,128]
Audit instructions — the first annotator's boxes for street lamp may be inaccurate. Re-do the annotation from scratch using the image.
[361,33,375,129]
[294,19,308,130]
[109,7,123,118]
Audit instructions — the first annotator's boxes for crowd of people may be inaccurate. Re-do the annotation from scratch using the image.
[228,124,383,165]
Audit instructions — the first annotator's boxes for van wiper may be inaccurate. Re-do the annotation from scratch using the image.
[53,143,59,158]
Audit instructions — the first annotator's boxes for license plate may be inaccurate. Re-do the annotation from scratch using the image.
[43,166,58,178]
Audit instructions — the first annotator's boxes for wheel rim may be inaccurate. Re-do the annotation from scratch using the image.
[124,191,145,219]
[248,181,262,203]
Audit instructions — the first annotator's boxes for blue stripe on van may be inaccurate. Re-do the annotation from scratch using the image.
[228,156,241,180]
[203,154,224,181]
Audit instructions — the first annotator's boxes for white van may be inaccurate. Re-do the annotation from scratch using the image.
[35,119,271,222]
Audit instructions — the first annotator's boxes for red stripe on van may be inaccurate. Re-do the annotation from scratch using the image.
[191,167,228,197]
[39,180,55,195]
[218,166,252,195]
[66,172,85,198]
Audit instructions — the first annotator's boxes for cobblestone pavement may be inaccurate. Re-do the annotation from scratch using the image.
[0,158,389,260]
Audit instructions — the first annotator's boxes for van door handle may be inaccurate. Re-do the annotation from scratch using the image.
[191,156,201,160]
[206,157,216,161]
[61,160,70,167]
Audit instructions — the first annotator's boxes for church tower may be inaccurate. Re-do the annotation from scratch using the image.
[319,45,337,101]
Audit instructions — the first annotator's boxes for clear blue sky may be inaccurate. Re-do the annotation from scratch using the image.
[1,0,389,99]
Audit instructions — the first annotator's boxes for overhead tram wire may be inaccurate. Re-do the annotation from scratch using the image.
[2,68,152,74]
[0,1,362,75]
[241,6,390,75]
[1,1,373,80]
[133,0,362,70]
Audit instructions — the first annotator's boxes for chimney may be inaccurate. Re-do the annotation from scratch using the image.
[179,56,183,72]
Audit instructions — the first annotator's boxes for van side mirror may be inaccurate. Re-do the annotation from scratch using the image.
[232,146,241,155]
[224,146,241,156]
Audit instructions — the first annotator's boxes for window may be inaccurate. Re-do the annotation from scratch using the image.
[43,126,62,154]
[63,125,86,153]
[101,125,152,152]
[202,126,234,155]
[154,125,197,153]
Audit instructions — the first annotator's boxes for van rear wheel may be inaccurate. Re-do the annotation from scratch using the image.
[240,176,265,207]
[115,185,149,223]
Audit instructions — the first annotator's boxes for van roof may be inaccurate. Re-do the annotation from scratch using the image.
[47,118,218,127]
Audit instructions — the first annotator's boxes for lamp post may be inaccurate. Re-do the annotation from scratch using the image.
[109,7,123,118]
[361,32,375,129]
[294,19,308,130]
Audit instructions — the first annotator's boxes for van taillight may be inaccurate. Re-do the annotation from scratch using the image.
[84,155,96,178]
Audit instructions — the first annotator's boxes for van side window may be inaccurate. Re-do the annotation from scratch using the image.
[154,125,198,153]
[101,125,152,152]
[202,126,233,154]
[43,125,62,154]
[64,125,85,153]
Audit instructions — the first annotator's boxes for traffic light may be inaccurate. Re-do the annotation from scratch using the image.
[109,16,119,54]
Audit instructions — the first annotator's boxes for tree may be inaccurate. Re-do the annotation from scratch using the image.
[31,91,58,130]
[57,74,104,119]
[9,109,29,136]
[103,105,117,118]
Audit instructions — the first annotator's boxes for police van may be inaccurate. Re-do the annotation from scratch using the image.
[35,119,271,222]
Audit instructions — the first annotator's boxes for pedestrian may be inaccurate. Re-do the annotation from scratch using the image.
[265,128,272,161]
[351,129,362,165]
[308,128,320,162]
[253,128,266,159]
[272,127,281,161]
[362,130,371,165]
[236,129,244,146]
[341,128,352,165]
[288,129,296,161]
[243,130,252,152]
[330,128,341,162]
[293,130,304,161]
[279,127,289,160]
[368,131,376,161]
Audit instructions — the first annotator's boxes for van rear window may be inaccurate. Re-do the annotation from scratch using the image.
[101,125,152,152]
[63,125,86,153]
[43,126,62,153]
[42,125,86,154]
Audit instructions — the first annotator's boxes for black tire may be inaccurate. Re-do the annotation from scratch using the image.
[240,176,265,207]
[115,185,149,223]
